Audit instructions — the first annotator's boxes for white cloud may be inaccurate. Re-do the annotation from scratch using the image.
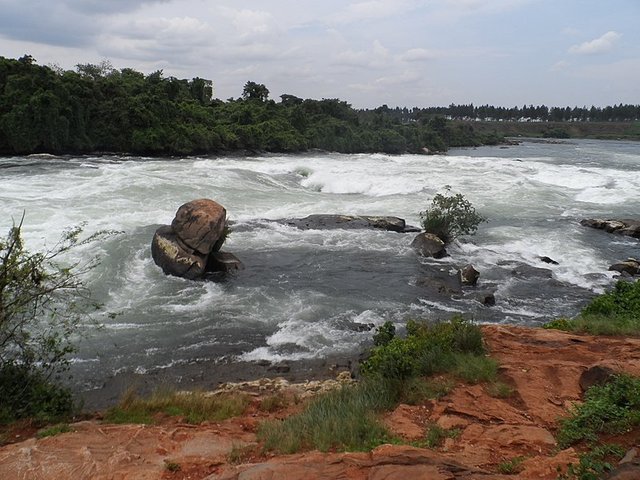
[399,48,438,62]
[569,31,621,55]
[331,0,414,24]
[333,40,391,68]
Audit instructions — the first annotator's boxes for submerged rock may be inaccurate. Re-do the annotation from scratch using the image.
[609,258,640,276]
[459,264,480,286]
[280,214,420,233]
[581,218,640,239]
[411,232,447,258]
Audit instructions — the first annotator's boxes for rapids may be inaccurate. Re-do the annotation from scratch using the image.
[1,139,639,391]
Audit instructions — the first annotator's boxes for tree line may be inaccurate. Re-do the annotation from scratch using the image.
[374,103,640,123]
[0,55,501,157]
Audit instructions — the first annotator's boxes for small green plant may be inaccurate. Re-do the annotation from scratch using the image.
[164,459,181,473]
[372,321,396,346]
[452,353,498,384]
[259,393,289,413]
[228,443,255,465]
[487,381,514,398]
[36,423,73,438]
[559,444,624,480]
[103,387,250,425]
[497,456,526,474]
[419,186,487,243]
[424,423,460,448]
[401,376,454,404]
[556,374,640,448]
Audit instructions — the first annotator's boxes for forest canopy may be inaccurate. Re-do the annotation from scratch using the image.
[1,55,637,157]
[0,55,497,156]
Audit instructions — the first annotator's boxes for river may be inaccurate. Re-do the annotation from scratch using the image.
[1,139,639,393]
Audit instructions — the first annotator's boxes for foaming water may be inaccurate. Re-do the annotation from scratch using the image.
[1,139,639,390]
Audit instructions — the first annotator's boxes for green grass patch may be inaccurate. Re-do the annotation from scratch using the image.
[259,393,289,413]
[163,459,181,473]
[423,423,460,448]
[103,387,250,425]
[497,456,526,475]
[544,280,640,335]
[227,443,256,465]
[36,423,73,438]
[559,444,625,480]
[486,380,515,399]
[556,374,640,448]
[258,378,396,454]
[400,376,454,405]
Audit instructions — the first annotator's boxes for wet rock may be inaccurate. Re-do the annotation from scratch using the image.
[172,199,227,254]
[539,256,559,265]
[609,258,640,276]
[459,264,480,286]
[281,214,414,232]
[511,263,554,279]
[206,251,244,273]
[581,218,640,239]
[473,291,496,306]
[411,232,447,258]
[579,365,616,392]
[417,270,462,295]
[151,225,207,279]
[605,462,640,480]
[152,199,240,280]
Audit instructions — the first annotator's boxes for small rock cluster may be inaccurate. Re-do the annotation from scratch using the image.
[151,199,243,280]
[581,218,640,239]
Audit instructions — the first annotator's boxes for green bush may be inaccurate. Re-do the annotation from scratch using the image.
[557,374,640,448]
[361,316,486,380]
[543,280,640,335]
[419,187,487,243]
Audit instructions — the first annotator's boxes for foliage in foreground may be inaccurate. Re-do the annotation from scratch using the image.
[544,280,640,335]
[556,374,640,448]
[259,316,496,454]
[0,217,111,424]
[419,187,487,244]
[559,444,625,480]
[103,388,251,425]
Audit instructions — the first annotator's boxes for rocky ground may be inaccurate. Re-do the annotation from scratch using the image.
[1,325,640,480]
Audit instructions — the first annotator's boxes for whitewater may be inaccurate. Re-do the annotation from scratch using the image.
[1,139,639,391]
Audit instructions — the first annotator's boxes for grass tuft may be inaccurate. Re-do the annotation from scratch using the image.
[424,423,460,448]
[36,423,73,438]
[103,387,250,425]
[497,456,526,475]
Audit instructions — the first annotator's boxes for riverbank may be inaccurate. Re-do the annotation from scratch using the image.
[2,324,639,480]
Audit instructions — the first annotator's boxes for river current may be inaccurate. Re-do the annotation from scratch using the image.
[1,139,639,391]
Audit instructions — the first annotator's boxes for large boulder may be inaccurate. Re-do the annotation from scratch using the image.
[152,199,236,280]
[459,264,480,286]
[151,226,207,280]
[171,199,227,254]
[411,233,447,258]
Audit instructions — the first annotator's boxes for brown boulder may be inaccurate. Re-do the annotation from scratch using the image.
[151,225,207,280]
[609,258,640,276]
[171,199,227,255]
[459,264,480,286]
[411,233,447,258]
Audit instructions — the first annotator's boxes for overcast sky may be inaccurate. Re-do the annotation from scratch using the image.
[1,0,638,108]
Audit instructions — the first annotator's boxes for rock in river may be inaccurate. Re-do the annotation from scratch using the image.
[152,199,241,280]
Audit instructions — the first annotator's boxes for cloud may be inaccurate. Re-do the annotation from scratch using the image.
[399,48,438,62]
[331,0,415,23]
[65,0,171,14]
[569,31,621,55]
[333,40,391,68]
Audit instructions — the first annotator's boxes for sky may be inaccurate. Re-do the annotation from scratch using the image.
[0,0,638,108]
